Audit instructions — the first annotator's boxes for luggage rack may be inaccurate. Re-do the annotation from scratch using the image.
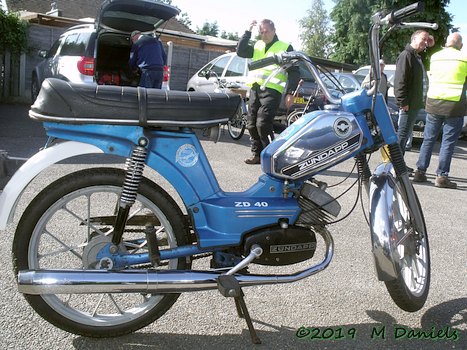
[0,151,27,190]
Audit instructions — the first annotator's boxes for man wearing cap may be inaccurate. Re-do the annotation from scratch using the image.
[129,30,167,88]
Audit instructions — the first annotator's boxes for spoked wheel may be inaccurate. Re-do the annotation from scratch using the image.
[287,110,304,126]
[228,108,246,140]
[384,179,430,312]
[13,168,191,337]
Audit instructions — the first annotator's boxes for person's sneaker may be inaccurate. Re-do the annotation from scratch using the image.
[413,169,427,182]
[244,155,260,164]
[435,175,457,189]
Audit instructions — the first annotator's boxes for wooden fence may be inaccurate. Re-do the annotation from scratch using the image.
[0,51,26,100]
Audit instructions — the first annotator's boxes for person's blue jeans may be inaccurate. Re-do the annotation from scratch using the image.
[416,113,463,176]
[397,108,420,155]
[139,69,163,89]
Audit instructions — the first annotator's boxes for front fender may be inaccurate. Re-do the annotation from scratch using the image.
[369,162,398,281]
[0,141,103,230]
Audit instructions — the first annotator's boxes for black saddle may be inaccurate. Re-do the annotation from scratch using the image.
[29,78,242,129]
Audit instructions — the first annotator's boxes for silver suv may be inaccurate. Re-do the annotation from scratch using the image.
[31,0,179,101]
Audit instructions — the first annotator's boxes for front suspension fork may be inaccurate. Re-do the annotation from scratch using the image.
[112,137,149,245]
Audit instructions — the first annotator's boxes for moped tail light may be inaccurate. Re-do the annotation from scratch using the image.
[77,56,95,76]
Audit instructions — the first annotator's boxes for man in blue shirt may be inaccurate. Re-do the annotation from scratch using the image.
[129,30,167,88]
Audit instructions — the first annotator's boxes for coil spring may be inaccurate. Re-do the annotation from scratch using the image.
[120,145,148,206]
[387,143,407,176]
[354,153,371,183]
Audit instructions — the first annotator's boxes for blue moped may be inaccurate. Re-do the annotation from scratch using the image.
[0,2,434,344]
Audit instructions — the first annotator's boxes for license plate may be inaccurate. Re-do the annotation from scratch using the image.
[293,96,306,105]
[412,130,424,138]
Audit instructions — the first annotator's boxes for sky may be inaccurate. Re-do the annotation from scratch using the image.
[172,0,466,51]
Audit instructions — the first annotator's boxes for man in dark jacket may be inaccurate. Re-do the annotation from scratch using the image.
[237,19,299,164]
[394,30,432,160]
[129,30,167,88]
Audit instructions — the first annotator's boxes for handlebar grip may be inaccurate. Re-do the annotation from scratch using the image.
[389,1,424,24]
[248,55,280,71]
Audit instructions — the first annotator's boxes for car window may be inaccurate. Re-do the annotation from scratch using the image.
[60,32,92,56]
[225,56,246,77]
[298,62,314,81]
[338,75,355,89]
[355,68,369,77]
[46,38,62,58]
[210,55,231,76]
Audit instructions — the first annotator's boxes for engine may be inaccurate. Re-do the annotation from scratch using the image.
[243,225,317,266]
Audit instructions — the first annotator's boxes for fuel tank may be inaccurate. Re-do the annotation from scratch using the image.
[262,109,371,180]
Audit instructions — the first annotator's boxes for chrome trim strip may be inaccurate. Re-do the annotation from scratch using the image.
[29,110,229,127]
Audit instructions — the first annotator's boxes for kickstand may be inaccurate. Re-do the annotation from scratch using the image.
[217,274,261,344]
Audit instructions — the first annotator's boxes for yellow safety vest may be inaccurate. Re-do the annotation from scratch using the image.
[248,40,290,93]
[427,47,467,102]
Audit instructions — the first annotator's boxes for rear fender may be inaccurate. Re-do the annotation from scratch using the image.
[0,141,103,230]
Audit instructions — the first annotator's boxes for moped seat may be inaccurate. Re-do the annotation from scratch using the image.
[29,78,242,129]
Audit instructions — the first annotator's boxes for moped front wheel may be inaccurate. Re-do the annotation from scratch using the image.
[383,179,430,312]
[13,168,191,337]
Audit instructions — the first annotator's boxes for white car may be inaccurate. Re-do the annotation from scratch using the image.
[354,64,396,97]
[186,52,250,93]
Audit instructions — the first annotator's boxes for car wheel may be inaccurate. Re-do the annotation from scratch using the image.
[31,75,41,103]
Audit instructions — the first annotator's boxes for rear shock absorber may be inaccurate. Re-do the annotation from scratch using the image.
[111,137,149,246]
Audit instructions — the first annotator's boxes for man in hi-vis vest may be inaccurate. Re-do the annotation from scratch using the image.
[237,19,299,164]
[413,32,467,189]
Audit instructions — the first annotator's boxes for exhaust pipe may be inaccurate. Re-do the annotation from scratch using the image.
[18,230,333,295]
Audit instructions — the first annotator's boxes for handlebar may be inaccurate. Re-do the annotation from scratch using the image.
[383,1,424,25]
[248,55,280,71]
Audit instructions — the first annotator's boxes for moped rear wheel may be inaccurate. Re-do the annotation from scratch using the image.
[384,179,430,312]
[13,168,191,337]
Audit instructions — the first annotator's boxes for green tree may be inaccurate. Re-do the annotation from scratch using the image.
[330,0,452,66]
[299,0,333,58]
[196,21,219,36]
[220,31,239,41]
[177,12,192,29]
[0,9,28,54]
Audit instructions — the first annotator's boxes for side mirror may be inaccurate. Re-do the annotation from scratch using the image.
[38,50,48,58]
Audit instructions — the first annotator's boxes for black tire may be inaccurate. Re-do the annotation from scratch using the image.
[228,108,246,140]
[13,168,191,337]
[384,180,430,312]
[287,110,304,126]
[31,75,40,103]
